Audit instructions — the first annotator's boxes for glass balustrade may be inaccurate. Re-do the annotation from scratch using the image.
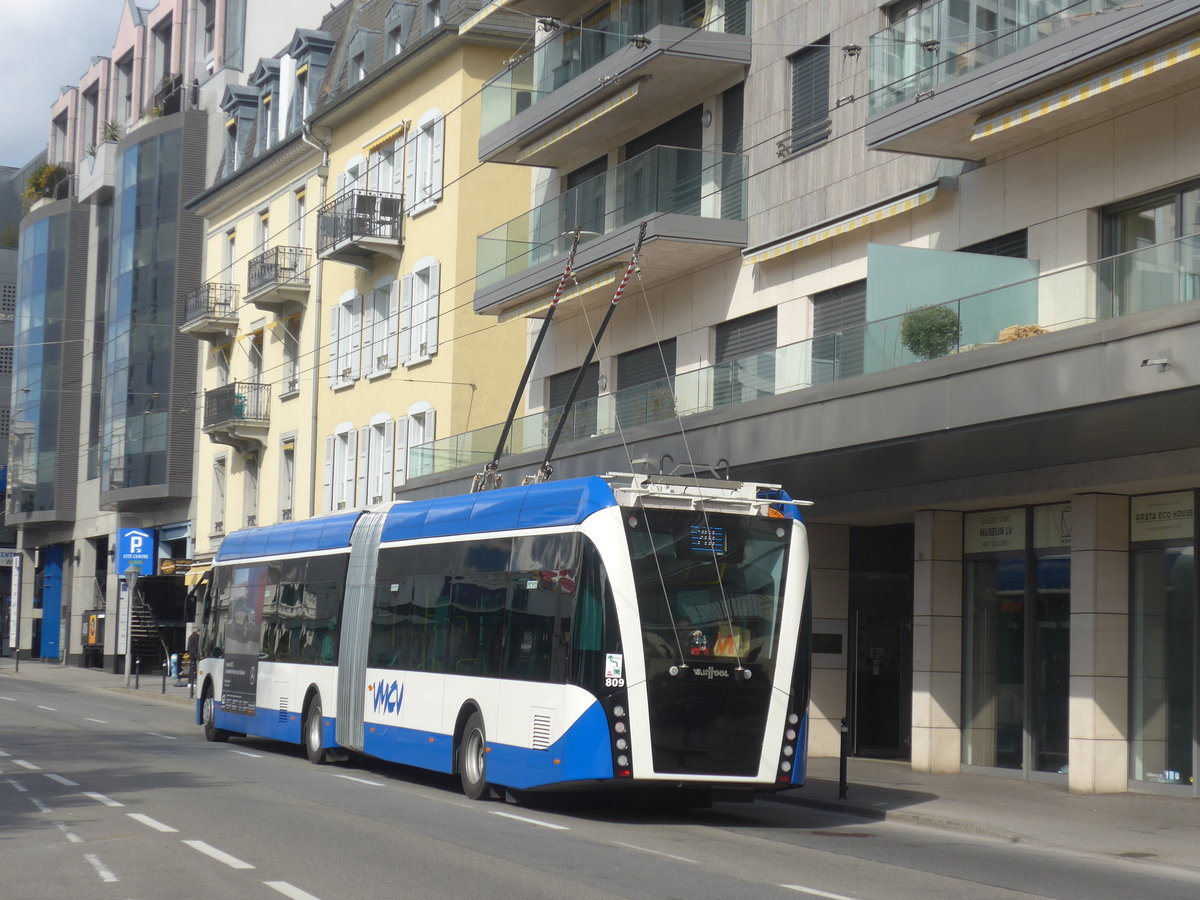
[477,145,746,290]
[419,233,1200,477]
[869,0,1125,114]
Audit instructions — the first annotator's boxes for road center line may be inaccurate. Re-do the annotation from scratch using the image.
[780,885,861,900]
[127,812,179,833]
[145,732,178,740]
[265,881,323,900]
[44,774,79,786]
[229,749,264,758]
[15,759,41,770]
[81,791,124,808]
[54,822,83,843]
[6,778,27,792]
[610,840,697,863]
[489,810,570,831]
[84,853,119,883]
[332,773,384,787]
[37,705,58,711]
[183,840,255,869]
[84,718,108,724]
[29,797,50,813]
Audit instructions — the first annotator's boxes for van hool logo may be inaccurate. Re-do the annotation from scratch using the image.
[691,666,730,680]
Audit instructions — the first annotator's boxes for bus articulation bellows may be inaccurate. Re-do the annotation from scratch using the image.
[195,473,811,799]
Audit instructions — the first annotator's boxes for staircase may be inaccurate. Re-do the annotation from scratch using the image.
[129,596,169,676]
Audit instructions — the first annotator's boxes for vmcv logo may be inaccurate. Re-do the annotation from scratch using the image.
[369,679,404,715]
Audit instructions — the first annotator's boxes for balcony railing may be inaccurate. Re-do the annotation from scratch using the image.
[316,189,404,259]
[481,0,748,135]
[869,0,1124,114]
[416,233,1200,478]
[184,282,239,325]
[203,381,271,430]
[477,145,746,290]
[248,245,311,296]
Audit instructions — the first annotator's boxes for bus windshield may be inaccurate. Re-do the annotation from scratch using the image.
[623,508,791,665]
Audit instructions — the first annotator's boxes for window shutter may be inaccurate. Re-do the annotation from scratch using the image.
[355,426,369,507]
[400,274,414,365]
[374,289,389,370]
[322,435,334,511]
[424,408,435,444]
[336,171,348,197]
[425,262,440,355]
[348,294,362,381]
[430,115,445,202]
[716,308,777,363]
[327,305,340,388]
[392,416,408,488]
[381,419,395,497]
[343,428,358,507]
[387,280,400,369]
[789,38,831,153]
[617,340,676,389]
[278,54,296,137]
[404,132,417,213]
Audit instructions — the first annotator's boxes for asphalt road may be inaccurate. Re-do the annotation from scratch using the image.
[1,676,1197,900]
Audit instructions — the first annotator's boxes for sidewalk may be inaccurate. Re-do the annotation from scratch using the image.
[778,756,1200,875]
[5,657,1197,874]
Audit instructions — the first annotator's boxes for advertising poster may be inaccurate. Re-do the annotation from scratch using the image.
[221,565,268,717]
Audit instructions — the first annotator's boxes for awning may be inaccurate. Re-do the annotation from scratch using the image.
[742,184,940,266]
[364,121,408,153]
[496,267,622,323]
[184,562,212,587]
[515,82,642,163]
[458,0,516,36]
[973,34,1200,142]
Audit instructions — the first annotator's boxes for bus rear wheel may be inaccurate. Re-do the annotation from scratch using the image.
[202,684,230,743]
[459,711,489,800]
[305,697,327,765]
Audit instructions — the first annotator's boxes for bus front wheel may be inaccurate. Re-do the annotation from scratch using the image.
[305,697,327,765]
[459,711,489,800]
[202,684,230,743]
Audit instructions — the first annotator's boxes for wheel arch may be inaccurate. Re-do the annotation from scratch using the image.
[451,700,483,775]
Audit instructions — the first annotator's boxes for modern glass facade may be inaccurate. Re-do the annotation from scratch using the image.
[102,129,182,493]
[11,214,69,514]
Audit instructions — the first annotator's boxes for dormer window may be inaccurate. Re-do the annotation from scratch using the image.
[284,29,335,132]
[386,2,417,57]
[250,59,281,153]
[344,29,379,88]
[220,84,261,176]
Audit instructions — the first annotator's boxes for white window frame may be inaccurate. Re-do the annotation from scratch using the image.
[406,401,436,480]
[328,289,361,390]
[280,317,301,396]
[243,453,259,527]
[364,276,399,378]
[211,455,227,535]
[325,421,357,511]
[405,108,444,216]
[401,256,439,367]
[366,412,395,505]
[279,435,296,522]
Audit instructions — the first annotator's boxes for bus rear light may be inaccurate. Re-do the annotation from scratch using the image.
[619,769,633,778]
[788,713,799,725]
[783,745,793,757]
[613,705,625,718]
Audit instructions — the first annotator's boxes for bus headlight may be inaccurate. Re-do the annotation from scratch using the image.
[617,754,629,767]
[616,738,628,750]
[780,760,791,773]
[614,721,626,734]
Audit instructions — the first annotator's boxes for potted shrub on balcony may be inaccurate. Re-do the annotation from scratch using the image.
[232,393,247,419]
[22,162,70,209]
[900,304,961,361]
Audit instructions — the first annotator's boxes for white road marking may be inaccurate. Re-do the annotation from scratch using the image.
[489,810,570,831]
[85,717,108,724]
[0,748,10,755]
[145,731,177,740]
[37,705,57,711]
[15,759,41,770]
[610,840,698,863]
[54,822,83,843]
[127,812,178,833]
[229,749,264,758]
[183,840,255,869]
[84,853,119,883]
[332,773,384,787]
[29,797,50,813]
[265,881,323,900]
[6,778,27,792]
[44,773,79,786]
[0,697,16,702]
[780,885,861,900]
[81,791,124,808]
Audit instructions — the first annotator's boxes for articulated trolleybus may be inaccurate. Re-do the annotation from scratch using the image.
[196,472,810,800]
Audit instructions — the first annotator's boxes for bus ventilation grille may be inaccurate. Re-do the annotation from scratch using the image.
[278,698,289,724]
[531,713,552,750]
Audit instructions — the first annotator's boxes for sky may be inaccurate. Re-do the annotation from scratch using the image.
[0,0,149,167]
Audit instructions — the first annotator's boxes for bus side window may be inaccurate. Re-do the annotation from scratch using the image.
[369,577,411,668]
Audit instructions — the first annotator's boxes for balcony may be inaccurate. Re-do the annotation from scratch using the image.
[479,0,749,170]
[866,0,1200,159]
[180,283,239,341]
[244,246,312,312]
[419,234,1200,478]
[202,381,271,451]
[317,189,404,267]
[76,141,117,203]
[475,145,746,316]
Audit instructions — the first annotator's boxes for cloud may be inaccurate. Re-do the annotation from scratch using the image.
[0,0,151,166]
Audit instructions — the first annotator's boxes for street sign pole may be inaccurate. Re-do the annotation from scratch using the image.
[10,555,21,673]
[123,567,138,686]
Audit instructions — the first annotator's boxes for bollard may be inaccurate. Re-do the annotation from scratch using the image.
[161,658,167,695]
[839,716,849,799]
[135,656,140,690]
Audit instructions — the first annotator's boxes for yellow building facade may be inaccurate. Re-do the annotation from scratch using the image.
[185,5,532,557]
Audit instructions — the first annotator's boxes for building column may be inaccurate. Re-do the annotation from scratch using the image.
[1068,493,1130,794]
[912,510,963,773]
[807,523,849,758]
